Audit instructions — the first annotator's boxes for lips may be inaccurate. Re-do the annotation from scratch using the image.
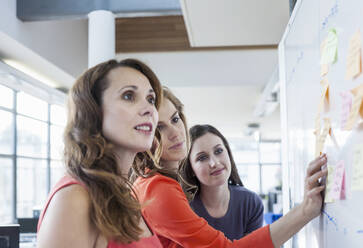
[168,141,184,150]
[134,122,153,134]
[210,168,225,176]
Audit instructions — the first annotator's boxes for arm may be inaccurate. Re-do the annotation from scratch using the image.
[270,154,327,247]
[140,175,274,248]
[37,185,98,248]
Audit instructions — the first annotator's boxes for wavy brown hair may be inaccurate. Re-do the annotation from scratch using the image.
[179,124,243,200]
[64,59,162,243]
[132,86,189,181]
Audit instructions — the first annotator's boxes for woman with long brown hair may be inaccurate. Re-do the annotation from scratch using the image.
[133,86,328,247]
[182,124,264,240]
[36,59,163,248]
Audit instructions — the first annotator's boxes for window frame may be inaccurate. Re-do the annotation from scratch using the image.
[0,81,66,222]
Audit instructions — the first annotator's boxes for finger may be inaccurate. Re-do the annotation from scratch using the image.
[307,154,327,177]
[306,185,325,198]
[307,168,328,188]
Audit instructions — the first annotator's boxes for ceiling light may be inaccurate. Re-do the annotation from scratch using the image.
[3,59,58,88]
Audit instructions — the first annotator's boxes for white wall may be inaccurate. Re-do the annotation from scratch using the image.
[117,50,281,139]
[0,0,88,86]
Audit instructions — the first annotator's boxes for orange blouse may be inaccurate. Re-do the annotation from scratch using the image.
[134,173,274,248]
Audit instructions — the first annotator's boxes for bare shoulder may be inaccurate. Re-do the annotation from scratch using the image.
[37,184,99,248]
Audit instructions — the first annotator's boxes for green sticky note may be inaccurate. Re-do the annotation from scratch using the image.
[321,28,338,65]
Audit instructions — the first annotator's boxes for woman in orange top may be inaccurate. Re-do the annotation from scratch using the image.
[133,87,327,247]
[37,59,163,248]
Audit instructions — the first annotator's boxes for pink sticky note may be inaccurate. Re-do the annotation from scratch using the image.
[340,91,353,129]
[331,160,346,200]
[340,171,346,199]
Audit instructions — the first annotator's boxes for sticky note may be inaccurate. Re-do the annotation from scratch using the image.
[344,84,363,130]
[314,79,330,143]
[330,160,346,200]
[352,144,363,191]
[325,165,335,203]
[321,29,338,65]
[340,91,353,129]
[321,39,330,76]
[317,79,330,113]
[345,30,362,80]
[315,118,331,157]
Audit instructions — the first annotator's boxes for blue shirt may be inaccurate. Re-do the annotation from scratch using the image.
[190,185,264,240]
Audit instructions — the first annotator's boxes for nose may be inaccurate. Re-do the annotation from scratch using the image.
[209,156,217,168]
[139,100,155,117]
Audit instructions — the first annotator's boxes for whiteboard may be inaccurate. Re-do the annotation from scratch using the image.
[279,0,363,247]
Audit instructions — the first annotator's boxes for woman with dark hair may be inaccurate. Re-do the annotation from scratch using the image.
[182,124,263,240]
[133,87,328,247]
[36,59,163,247]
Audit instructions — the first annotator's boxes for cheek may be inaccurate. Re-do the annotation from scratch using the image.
[193,164,208,179]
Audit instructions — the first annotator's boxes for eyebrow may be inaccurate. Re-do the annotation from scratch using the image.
[158,110,178,125]
[118,85,137,93]
[118,85,155,94]
[170,111,179,120]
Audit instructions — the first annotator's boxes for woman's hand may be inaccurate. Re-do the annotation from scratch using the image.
[270,154,328,247]
[301,154,328,220]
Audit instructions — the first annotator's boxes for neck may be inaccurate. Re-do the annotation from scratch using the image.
[161,160,180,172]
[200,183,230,211]
[113,148,136,176]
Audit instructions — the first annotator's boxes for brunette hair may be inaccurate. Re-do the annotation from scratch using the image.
[64,59,162,243]
[179,124,243,199]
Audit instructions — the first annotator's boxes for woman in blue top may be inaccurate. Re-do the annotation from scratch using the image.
[179,124,263,240]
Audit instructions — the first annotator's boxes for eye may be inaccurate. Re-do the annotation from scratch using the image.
[197,154,208,162]
[147,95,156,105]
[215,147,223,155]
[157,124,165,131]
[172,115,180,124]
[122,91,134,101]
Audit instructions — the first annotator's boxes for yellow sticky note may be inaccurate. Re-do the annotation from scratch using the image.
[352,144,363,191]
[321,29,338,65]
[315,118,331,157]
[325,165,335,203]
[344,84,363,130]
[321,39,330,76]
[321,64,329,77]
[345,30,362,80]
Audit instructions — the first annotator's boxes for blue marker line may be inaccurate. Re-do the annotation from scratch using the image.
[357,230,363,234]
[322,210,338,229]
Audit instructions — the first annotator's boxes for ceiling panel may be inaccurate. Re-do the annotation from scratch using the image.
[180,0,290,47]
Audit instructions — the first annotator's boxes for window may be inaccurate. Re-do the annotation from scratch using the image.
[0,158,13,223]
[0,82,66,223]
[0,84,13,109]
[0,110,14,155]
[17,158,47,218]
[17,92,48,121]
[237,164,260,193]
[229,139,281,195]
[17,116,48,158]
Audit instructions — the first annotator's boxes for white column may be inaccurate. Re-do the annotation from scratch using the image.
[88,10,115,68]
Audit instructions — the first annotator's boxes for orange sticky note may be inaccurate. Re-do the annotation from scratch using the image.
[344,84,363,130]
[345,30,362,80]
[315,118,331,157]
[318,79,330,112]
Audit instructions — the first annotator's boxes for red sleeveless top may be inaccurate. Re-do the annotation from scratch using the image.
[37,175,163,248]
